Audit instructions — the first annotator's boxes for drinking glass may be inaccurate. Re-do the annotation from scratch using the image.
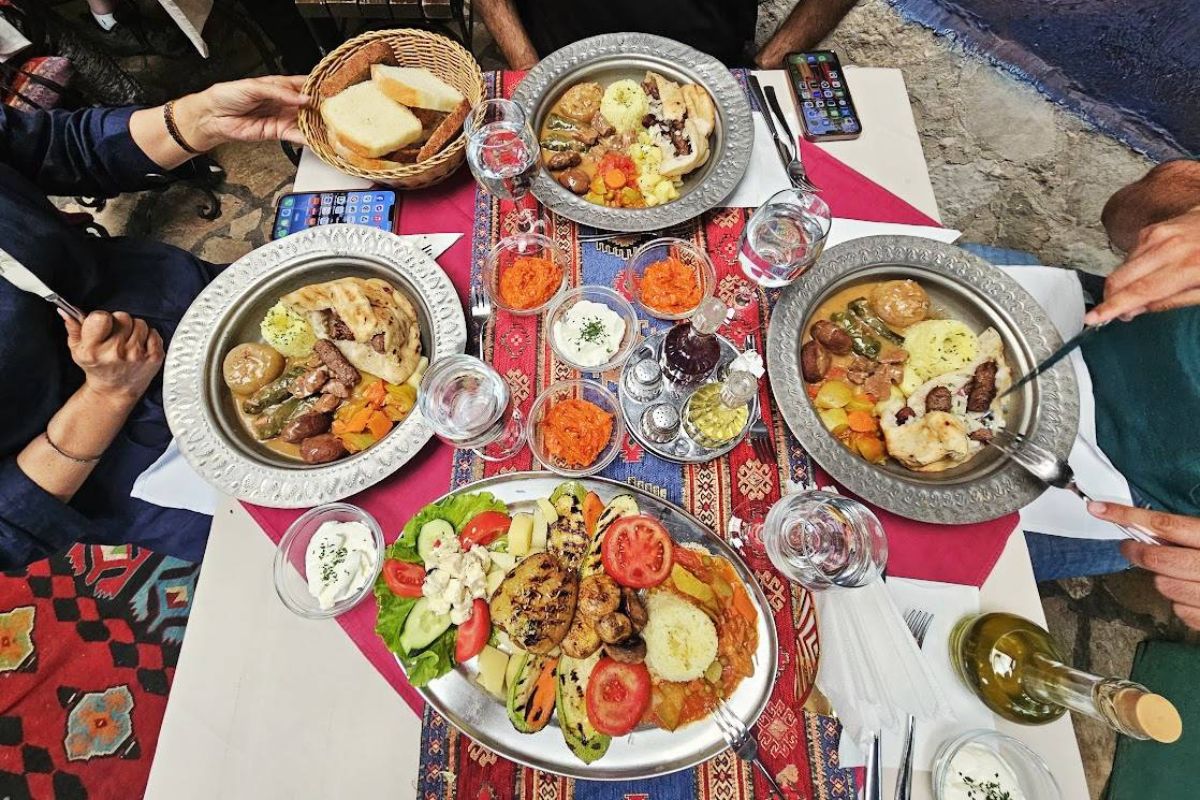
[465,98,541,233]
[417,354,526,461]
[738,188,833,288]
[756,490,888,590]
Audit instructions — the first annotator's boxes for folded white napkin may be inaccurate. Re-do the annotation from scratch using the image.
[999,266,1132,541]
[130,233,461,514]
[832,577,990,771]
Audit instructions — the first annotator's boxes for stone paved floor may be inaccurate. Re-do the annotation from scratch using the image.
[55,1,1187,797]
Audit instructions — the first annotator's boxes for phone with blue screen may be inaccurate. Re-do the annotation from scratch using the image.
[786,51,862,142]
[272,190,398,239]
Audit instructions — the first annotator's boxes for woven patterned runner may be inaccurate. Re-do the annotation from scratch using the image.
[416,71,854,800]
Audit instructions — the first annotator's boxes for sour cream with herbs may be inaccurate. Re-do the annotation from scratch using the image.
[422,535,491,624]
[943,742,1026,800]
[305,520,378,610]
[553,300,626,367]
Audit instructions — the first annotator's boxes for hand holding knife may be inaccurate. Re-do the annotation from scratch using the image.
[0,245,85,322]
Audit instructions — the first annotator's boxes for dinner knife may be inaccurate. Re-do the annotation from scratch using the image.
[1000,321,1110,399]
[762,85,798,147]
[0,245,85,322]
[747,74,796,178]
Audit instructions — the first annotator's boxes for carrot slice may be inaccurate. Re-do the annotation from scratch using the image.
[603,168,626,189]
[364,379,387,408]
[846,410,878,433]
[340,405,375,434]
[366,410,393,439]
[526,657,559,729]
[583,491,605,536]
[731,583,757,623]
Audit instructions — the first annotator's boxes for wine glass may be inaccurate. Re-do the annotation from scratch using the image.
[738,188,832,288]
[465,98,541,234]
[417,354,526,462]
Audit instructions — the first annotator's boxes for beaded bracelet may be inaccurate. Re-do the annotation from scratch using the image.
[163,100,201,155]
[43,431,102,464]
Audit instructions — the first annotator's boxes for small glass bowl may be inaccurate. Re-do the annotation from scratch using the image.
[272,503,385,620]
[627,237,715,320]
[932,730,1061,800]
[546,286,641,373]
[482,232,570,316]
[528,379,625,477]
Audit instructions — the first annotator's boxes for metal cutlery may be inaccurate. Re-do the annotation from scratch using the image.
[744,334,776,463]
[896,609,934,800]
[469,285,493,359]
[1000,321,1109,400]
[711,702,786,800]
[864,730,882,800]
[988,428,1158,544]
[764,85,818,192]
[0,245,85,322]
[747,75,818,194]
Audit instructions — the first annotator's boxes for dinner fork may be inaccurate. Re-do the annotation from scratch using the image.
[470,285,493,358]
[895,609,934,800]
[763,85,819,194]
[744,335,776,464]
[988,429,1159,545]
[712,702,786,800]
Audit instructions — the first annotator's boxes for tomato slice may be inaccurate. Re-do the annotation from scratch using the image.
[585,657,651,736]
[461,510,512,548]
[601,515,674,588]
[454,599,491,662]
[382,559,425,598]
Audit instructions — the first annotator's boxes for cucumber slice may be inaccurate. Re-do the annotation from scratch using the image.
[417,519,456,565]
[550,480,587,506]
[399,597,452,653]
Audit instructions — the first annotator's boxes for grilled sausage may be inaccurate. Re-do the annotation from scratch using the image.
[281,412,331,444]
[895,406,916,425]
[299,433,347,464]
[810,320,854,356]
[546,150,581,171]
[557,168,590,195]
[313,339,360,386]
[966,361,999,413]
[801,339,831,383]
[925,386,952,413]
[969,428,994,443]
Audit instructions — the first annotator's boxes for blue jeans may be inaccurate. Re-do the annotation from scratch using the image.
[959,244,1133,582]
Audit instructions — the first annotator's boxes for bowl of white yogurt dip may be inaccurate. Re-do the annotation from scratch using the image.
[546,285,640,373]
[932,730,1060,800]
[273,502,384,619]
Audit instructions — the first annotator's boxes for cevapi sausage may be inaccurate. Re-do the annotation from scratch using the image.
[895,406,916,425]
[925,386,952,413]
[811,320,854,356]
[801,339,831,383]
[281,412,331,444]
[966,361,999,413]
[299,433,347,464]
[313,339,360,386]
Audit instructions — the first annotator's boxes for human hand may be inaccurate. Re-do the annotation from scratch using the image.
[177,75,310,151]
[62,310,164,406]
[1089,501,1200,630]
[1084,205,1200,325]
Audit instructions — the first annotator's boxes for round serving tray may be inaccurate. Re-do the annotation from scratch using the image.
[618,331,758,464]
[163,224,466,508]
[511,33,753,233]
[767,235,1079,524]
[404,473,780,780]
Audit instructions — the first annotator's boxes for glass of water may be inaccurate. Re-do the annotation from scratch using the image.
[738,188,832,288]
[759,490,887,590]
[417,354,527,462]
[465,98,540,233]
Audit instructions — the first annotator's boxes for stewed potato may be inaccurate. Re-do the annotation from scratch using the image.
[868,280,930,329]
[222,342,284,396]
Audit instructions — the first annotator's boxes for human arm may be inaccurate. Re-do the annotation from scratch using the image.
[0,76,309,197]
[754,0,860,70]
[1088,502,1200,630]
[474,0,540,70]
[1085,160,1200,325]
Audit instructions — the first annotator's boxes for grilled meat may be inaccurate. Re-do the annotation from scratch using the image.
[313,339,360,386]
[966,361,999,413]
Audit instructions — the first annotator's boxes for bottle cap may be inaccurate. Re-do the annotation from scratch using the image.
[690,297,727,335]
[1117,691,1183,743]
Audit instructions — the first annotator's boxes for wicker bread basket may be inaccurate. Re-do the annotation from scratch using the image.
[299,29,485,190]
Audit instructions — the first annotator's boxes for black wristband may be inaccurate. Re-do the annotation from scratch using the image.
[163,100,201,155]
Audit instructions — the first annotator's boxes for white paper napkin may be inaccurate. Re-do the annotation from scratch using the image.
[999,266,1133,541]
[826,218,960,250]
[721,114,792,209]
[130,233,462,514]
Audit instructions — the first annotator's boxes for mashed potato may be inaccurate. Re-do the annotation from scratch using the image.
[599,80,649,135]
[260,301,317,357]
[630,133,680,206]
[643,590,718,682]
[901,319,978,394]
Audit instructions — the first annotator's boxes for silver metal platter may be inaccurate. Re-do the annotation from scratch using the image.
[767,235,1079,524]
[511,33,753,233]
[163,224,466,507]
[618,331,757,463]
[406,472,780,780]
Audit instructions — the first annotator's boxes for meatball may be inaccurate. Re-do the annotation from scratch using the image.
[869,280,930,329]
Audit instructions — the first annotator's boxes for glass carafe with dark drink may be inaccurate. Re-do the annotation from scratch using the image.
[660,297,726,386]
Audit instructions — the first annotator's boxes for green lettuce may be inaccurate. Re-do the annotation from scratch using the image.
[374,491,509,686]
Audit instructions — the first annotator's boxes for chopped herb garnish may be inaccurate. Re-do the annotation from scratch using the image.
[575,317,607,345]
[957,772,1014,800]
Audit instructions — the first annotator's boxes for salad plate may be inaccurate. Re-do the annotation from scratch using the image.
[374,472,781,780]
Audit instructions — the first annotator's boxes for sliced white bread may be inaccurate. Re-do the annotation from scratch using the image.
[371,64,465,113]
[321,81,423,158]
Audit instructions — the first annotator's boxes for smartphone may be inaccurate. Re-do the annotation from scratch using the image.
[786,51,862,142]
[272,190,399,239]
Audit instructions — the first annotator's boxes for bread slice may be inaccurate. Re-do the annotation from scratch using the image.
[371,64,465,112]
[418,98,470,161]
[321,81,423,159]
